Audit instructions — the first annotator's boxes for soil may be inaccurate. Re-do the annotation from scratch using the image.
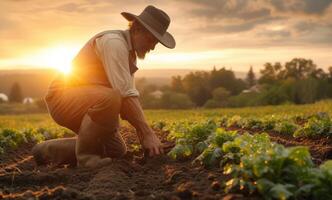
[0,127,253,200]
[1,125,331,200]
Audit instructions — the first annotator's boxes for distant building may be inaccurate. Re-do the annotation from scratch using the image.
[0,93,8,103]
[150,90,163,99]
[242,85,262,94]
[23,97,34,104]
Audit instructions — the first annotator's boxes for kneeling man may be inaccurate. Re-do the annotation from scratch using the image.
[32,5,175,168]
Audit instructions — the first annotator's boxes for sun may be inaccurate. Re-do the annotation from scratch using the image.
[15,45,79,75]
[40,46,78,75]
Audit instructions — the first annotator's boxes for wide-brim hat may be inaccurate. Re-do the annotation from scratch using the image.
[121,5,176,49]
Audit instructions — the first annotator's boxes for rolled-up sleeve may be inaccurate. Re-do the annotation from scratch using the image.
[95,34,139,98]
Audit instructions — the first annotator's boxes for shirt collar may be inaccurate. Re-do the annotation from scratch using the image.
[123,29,133,51]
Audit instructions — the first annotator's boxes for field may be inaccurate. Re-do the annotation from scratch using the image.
[1,101,332,200]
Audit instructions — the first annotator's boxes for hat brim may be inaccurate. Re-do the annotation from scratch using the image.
[121,12,176,49]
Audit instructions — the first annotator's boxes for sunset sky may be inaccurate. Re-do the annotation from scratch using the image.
[0,0,331,74]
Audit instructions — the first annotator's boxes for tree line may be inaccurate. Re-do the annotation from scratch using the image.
[0,82,23,103]
[138,58,332,109]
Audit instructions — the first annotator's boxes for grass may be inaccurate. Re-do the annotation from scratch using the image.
[2,100,332,129]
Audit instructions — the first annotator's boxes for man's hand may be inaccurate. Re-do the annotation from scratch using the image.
[120,97,164,157]
[139,130,164,157]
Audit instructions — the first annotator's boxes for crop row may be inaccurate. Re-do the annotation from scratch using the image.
[152,112,332,138]
[220,112,332,138]
[167,120,332,200]
[0,127,73,155]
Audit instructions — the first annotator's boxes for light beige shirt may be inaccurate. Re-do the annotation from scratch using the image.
[95,30,139,98]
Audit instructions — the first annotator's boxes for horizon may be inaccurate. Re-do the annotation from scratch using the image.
[1,0,331,74]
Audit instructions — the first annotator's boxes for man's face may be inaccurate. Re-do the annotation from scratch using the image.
[133,28,158,59]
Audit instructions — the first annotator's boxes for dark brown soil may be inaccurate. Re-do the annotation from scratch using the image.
[0,127,252,200]
[1,125,330,200]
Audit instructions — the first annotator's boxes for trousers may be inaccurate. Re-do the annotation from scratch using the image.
[32,82,127,166]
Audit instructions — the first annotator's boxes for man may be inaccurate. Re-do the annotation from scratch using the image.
[32,5,176,168]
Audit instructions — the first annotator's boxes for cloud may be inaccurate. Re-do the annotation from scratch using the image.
[55,2,87,12]
[187,0,272,20]
[0,0,331,66]
[183,0,331,27]
[269,0,332,15]
[199,15,285,34]
[259,29,291,38]
[294,21,317,33]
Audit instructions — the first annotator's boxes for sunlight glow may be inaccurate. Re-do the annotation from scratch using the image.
[0,45,79,74]
[34,46,78,74]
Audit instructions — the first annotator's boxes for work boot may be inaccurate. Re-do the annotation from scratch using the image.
[31,137,77,166]
[76,114,113,168]
[103,128,127,158]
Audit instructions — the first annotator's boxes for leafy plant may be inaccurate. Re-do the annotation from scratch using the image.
[274,121,298,135]
[167,120,217,160]
[294,114,332,137]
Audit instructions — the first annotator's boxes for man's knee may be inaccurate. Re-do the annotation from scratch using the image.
[88,89,122,116]
[110,89,122,108]
[86,89,122,129]
[101,89,122,108]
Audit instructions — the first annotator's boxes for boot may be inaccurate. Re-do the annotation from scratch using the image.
[31,137,77,166]
[103,128,127,158]
[76,114,113,168]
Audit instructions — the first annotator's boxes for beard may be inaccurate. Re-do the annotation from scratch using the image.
[136,47,150,59]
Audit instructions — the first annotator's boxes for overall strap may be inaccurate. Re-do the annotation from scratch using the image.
[119,31,138,75]
[92,30,139,75]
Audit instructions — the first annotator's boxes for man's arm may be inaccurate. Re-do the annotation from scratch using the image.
[120,96,164,156]
[95,34,162,156]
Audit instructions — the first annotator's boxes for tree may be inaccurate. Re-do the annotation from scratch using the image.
[327,66,332,83]
[257,85,289,105]
[211,87,230,102]
[9,82,23,103]
[209,67,246,95]
[170,75,184,93]
[294,78,319,104]
[245,66,256,87]
[281,58,318,79]
[160,91,194,109]
[182,71,211,106]
[325,67,332,99]
[204,87,230,108]
[259,62,282,84]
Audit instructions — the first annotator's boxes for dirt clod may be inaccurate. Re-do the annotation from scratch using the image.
[211,181,221,191]
[176,182,194,199]
[207,173,216,180]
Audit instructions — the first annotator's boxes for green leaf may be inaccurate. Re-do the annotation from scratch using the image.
[287,146,313,167]
[256,178,274,195]
[320,160,332,173]
[167,144,193,160]
[195,141,208,154]
[194,146,222,167]
[270,184,294,200]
